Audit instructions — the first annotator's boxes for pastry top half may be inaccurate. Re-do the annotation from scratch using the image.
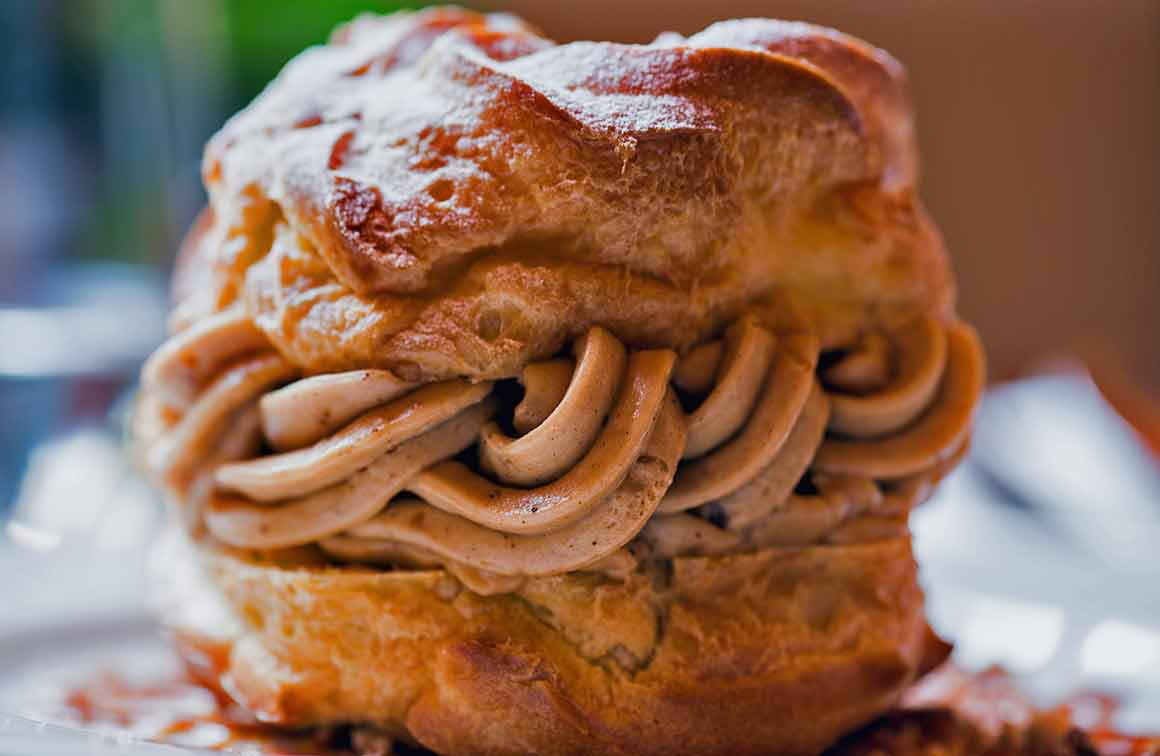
[177,6,951,381]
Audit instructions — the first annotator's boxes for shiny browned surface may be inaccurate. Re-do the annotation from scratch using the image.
[182,7,955,380]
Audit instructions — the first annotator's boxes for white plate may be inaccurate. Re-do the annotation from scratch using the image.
[0,618,200,755]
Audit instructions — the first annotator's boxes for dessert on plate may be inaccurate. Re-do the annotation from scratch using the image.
[137,8,985,755]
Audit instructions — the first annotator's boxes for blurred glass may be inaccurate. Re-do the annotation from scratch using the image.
[0,266,167,510]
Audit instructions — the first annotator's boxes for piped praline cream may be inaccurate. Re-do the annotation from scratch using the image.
[138,300,983,595]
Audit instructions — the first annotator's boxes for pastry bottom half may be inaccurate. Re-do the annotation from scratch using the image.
[155,530,946,756]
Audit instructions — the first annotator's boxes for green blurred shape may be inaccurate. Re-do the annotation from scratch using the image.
[225,0,432,103]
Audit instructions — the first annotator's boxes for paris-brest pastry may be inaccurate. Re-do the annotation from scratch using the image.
[138,8,985,755]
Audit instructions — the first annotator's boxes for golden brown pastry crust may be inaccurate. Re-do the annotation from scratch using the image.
[159,533,940,756]
[179,7,953,380]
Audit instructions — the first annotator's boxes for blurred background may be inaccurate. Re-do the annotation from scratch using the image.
[0,0,1158,729]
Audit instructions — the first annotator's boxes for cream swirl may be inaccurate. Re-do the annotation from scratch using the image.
[205,399,496,549]
[325,394,684,578]
[145,352,296,486]
[405,349,673,535]
[259,369,418,451]
[634,315,983,558]
[660,327,819,512]
[145,322,679,588]
[139,309,983,593]
[814,320,984,478]
[213,380,493,502]
[477,327,626,486]
[141,308,270,412]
